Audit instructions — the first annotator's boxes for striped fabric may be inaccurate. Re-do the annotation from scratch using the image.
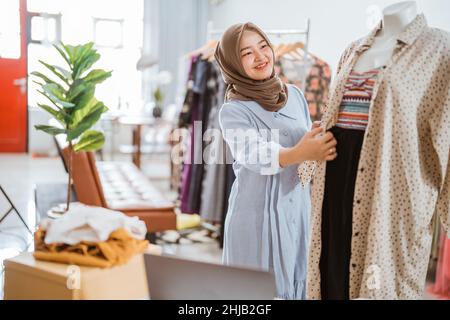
[335,68,382,131]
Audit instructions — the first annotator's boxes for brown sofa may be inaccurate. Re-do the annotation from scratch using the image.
[62,148,176,233]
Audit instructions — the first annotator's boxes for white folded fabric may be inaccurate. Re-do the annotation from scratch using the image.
[41,203,147,245]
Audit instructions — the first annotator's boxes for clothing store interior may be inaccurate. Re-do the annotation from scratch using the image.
[0,0,449,301]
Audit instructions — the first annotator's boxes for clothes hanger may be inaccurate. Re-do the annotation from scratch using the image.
[274,43,286,59]
[276,43,292,58]
[201,46,216,61]
[186,40,218,59]
[279,41,319,62]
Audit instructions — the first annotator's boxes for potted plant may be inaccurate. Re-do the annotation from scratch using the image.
[32,42,112,212]
[151,70,172,118]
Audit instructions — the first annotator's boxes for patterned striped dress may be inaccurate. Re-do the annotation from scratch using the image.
[335,68,382,131]
[320,67,383,299]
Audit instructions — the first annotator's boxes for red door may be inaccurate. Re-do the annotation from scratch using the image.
[0,0,28,152]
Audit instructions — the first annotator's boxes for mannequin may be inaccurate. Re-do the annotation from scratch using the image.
[304,0,450,299]
[353,1,418,72]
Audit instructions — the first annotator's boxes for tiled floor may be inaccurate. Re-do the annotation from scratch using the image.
[0,153,222,299]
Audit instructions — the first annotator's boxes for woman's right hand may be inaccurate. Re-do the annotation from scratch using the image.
[296,127,337,162]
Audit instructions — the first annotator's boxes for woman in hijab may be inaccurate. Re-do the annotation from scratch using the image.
[215,22,337,299]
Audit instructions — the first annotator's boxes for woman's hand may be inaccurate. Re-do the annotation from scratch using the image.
[297,127,337,161]
[279,127,337,167]
[312,121,321,130]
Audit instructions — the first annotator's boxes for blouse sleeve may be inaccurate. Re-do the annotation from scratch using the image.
[219,102,285,175]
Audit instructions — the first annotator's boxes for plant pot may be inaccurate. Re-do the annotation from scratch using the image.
[152,105,162,118]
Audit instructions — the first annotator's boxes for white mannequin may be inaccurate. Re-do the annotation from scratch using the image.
[353,1,418,72]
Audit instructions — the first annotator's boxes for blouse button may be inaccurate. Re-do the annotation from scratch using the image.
[283,131,289,136]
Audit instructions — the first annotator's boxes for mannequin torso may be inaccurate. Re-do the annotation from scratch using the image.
[353,1,418,72]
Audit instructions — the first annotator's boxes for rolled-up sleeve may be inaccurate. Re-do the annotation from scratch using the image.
[219,103,285,175]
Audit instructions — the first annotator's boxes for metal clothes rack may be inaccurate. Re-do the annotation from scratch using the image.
[0,185,33,235]
[206,19,311,90]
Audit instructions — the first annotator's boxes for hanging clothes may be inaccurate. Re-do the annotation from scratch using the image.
[320,68,382,300]
[428,231,450,299]
[179,56,198,213]
[306,14,450,300]
[186,59,211,214]
[276,55,331,121]
[171,57,197,194]
[304,57,331,120]
[178,56,236,225]
[199,62,230,223]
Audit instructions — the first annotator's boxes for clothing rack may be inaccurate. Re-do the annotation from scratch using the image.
[0,185,33,235]
[206,19,311,90]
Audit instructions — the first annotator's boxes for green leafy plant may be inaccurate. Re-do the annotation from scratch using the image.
[153,87,163,106]
[32,42,112,211]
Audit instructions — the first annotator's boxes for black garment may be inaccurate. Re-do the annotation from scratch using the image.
[178,57,198,129]
[187,59,210,213]
[320,126,365,300]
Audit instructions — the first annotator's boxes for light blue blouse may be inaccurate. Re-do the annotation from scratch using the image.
[219,84,312,300]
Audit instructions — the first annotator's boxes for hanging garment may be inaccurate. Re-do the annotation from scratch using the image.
[304,57,331,120]
[320,69,381,300]
[276,56,331,120]
[220,84,312,300]
[171,57,197,194]
[427,214,442,278]
[306,14,450,299]
[199,62,229,223]
[179,57,202,213]
[428,231,450,299]
[186,59,210,214]
[178,57,197,212]
[276,57,312,91]
[179,125,194,213]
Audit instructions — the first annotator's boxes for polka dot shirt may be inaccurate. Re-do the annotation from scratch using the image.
[302,14,450,299]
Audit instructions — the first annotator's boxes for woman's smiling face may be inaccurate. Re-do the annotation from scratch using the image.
[239,29,274,81]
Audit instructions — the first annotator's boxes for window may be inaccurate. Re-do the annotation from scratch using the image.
[27,0,144,111]
[0,0,21,59]
[29,13,61,44]
[93,18,124,49]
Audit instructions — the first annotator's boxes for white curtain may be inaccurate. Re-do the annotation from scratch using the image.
[142,0,208,106]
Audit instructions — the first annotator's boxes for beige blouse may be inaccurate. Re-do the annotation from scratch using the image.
[302,14,450,299]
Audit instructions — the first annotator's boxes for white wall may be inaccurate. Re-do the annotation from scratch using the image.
[208,0,450,72]
[145,0,209,105]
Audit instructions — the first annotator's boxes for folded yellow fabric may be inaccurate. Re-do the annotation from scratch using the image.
[33,228,148,268]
